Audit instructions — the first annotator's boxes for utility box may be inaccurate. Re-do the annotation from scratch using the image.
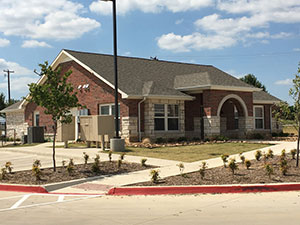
[80,115,114,142]
[27,127,44,144]
[57,116,76,142]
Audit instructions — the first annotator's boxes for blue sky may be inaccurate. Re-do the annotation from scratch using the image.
[0,0,299,104]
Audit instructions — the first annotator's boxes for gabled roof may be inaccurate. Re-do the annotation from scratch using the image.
[62,49,260,99]
[0,101,23,113]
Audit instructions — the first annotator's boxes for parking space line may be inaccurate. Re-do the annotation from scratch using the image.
[0,194,103,213]
[57,195,64,202]
[10,194,30,209]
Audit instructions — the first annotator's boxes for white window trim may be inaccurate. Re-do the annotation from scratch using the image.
[99,103,120,118]
[254,105,264,130]
[34,111,40,127]
[154,104,179,132]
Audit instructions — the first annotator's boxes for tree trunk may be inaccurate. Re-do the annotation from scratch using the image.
[53,122,57,172]
[297,123,300,167]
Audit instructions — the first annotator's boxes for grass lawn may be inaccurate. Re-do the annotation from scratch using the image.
[0,143,41,148]
[121,143,271,162]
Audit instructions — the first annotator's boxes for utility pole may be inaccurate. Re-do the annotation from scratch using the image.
[3,69,14,104]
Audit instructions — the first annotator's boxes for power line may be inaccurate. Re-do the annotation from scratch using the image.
[3,69,14,103]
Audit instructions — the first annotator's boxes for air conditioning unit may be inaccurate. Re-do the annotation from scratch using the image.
[27,127,44,144]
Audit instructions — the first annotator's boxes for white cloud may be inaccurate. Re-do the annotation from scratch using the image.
[0,58,32,76]
[293,48,300,52]
[0,38,10,47]
[275,79,293,85]
[90,0,213,15]
[22,40,52,48]
[0,0,100,41]
[157,32,236,52]
[0,76,38,97]
[175,19,184,25]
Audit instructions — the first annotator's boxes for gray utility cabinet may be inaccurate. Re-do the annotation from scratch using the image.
[27,126,44,144]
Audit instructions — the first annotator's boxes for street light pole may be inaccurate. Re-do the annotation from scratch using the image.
[102,0,124,151]
[112,0,119,139]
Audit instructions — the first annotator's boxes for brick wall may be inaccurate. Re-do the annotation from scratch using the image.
[24,60,141,139]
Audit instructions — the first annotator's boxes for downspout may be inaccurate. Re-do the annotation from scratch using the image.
[138,97,147,142]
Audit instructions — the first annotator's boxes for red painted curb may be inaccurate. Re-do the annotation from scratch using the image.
[0,184,48,193]
[107,184,300,196]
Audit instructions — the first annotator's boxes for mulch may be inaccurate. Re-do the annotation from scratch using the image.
[131,154,300,186]
[0,161,154,185]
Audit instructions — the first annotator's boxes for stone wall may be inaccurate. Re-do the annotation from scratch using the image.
[143,98,185,141]
[6,111,28,139]
[121,116,138,142]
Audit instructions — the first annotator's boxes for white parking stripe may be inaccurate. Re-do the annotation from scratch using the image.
[57,195,64,202]
[0,194,103,212]
[10,194,30,209]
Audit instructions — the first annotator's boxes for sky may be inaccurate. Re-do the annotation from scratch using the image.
[0,0,299,104]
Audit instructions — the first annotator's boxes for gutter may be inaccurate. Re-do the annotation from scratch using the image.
[138,97,146,142]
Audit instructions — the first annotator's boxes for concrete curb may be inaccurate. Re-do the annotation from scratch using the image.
[0,183,48,193]
[107,183,300,195]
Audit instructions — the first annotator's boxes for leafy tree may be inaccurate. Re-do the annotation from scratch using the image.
[0,93,5,118]
[240,74,267,92]
[275,63,300,167]
[28,62,81,171]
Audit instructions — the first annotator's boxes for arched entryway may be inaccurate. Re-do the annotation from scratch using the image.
[217,95,248,138]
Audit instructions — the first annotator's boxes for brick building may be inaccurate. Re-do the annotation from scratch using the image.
[1,49,281,141]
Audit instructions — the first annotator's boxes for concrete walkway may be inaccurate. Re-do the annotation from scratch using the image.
[0,141,297,194]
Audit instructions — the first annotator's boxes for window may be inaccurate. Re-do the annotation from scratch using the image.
[154,104,179,131]
[99,104,120,117]
[34,111,40,127]
[99,104,120,130]
[254,106,264,129]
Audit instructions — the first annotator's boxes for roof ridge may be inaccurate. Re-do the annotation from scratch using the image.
[63,49,213,68]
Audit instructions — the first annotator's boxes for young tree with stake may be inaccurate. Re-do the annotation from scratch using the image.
[28,62,81,171]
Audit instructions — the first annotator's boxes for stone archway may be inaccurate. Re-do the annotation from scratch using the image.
[217,94,248,138]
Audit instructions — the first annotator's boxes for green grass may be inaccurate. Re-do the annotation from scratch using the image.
[118,143,271,162]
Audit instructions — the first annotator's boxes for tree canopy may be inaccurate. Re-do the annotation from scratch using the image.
[28,61,81,171]
[240,74,267,92]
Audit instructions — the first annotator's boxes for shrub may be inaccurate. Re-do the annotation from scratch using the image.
[83,152,89,165]
[228,158,238,175]
[62,160,66,168]
[239,154,245,164]
[155,137,165,144]
[213,135,229,141]
[177,163,185,176]
[167,138,176,143]
[192,137,201,142]
[250,133,264,140]
[141,158,147,167]
[264,163,274,178]
[0,168,7,180]
[92,155,100,173]
[245,159,251,170]
[108,150,112,162]
[199,162,208,180]
[117,159,122,169]
[271,132,278,137]
[5,162,13,174]
[150,169,160,183]
[120,153,125,161]
[278,131,289,137]
[291,149,297,160]
[255,150,262,161]
[66,159,75,175]
[266,149,274,159]
[177,137,188,142]
[281,149,286,160]
[280,159,288,175]
[221,154,229,167]
[32,161,42,181]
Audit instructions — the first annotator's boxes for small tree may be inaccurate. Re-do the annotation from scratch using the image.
[275,63,300,167]
[28,62,82,171]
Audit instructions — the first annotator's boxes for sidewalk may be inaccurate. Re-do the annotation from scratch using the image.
[0,141,297,194]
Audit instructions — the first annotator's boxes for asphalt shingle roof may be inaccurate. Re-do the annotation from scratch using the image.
[253,91,281,102]
[64,49,255,98]
[0,101,22,113]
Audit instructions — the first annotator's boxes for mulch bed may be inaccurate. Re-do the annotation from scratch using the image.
[131,154,300,186]
[0,161,154,185]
